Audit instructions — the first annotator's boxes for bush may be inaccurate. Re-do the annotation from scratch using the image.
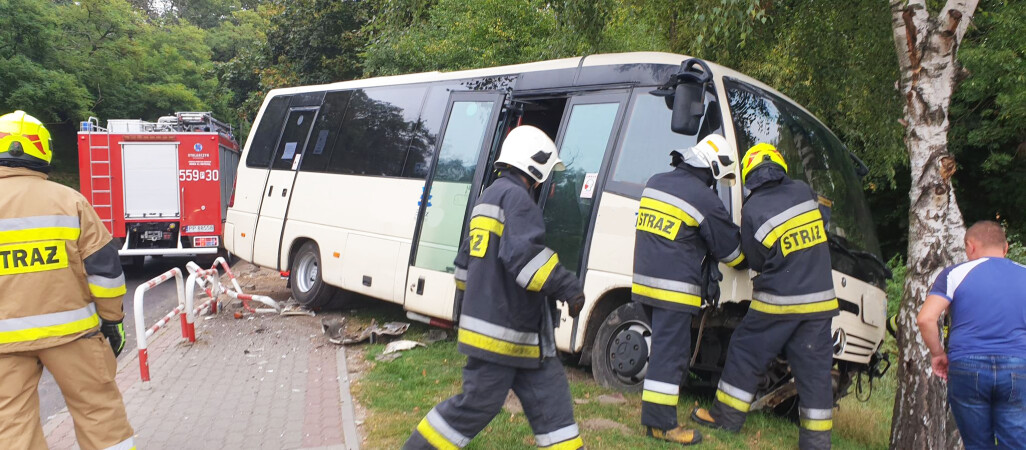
[1008,234,1026,264]
[885,254,906,318]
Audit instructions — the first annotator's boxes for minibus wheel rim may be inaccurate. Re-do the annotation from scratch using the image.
[606,321,652,383]
[295,251,319,293]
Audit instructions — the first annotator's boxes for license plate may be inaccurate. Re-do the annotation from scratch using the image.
[142,231,163,241]
[193,236,219,248]
[185,225,215,233]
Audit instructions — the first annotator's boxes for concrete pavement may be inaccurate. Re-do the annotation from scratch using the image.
[42,265,361,449]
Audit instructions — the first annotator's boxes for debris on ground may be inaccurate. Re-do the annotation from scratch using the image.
[423,329,449,344]
[335,320,411,345]
[382,340,425,354]
[280,299,316,317]
[322,317,347,344]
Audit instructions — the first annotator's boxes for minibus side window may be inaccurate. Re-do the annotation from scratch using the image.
[609,92,701,194]
[402,85,456,179]
[326,86,428,177]
[299,90,353,172]
[246,95,291,168]
[543,102,621,273]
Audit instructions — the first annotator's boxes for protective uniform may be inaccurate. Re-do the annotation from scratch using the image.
[632,135,744,443]
[404,126,584,450]
[0,111,135,450]
[692,143,836,450]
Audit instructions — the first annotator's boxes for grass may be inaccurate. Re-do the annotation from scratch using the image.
[349,302,897,449]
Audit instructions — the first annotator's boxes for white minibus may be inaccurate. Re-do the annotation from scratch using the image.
[225,52,891,410]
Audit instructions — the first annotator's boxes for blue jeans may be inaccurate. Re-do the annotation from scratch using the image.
[948,356,1026,449]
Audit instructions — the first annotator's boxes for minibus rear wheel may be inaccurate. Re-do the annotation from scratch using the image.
[290,241,336,309]
[591,302,651,393]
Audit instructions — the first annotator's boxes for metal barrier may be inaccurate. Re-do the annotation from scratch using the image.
[133,267,185,383]
[187,259,281,314]
[134,259,283,382]
[183,267,220,342]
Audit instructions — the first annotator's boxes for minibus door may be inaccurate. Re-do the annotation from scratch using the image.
[252,106,319,270]
[540,92,628,344]
[404,92,507,320]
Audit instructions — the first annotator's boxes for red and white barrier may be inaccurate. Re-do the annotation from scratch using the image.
[183,267,219,342]
[225,290,281,313]
[134,259,283,383]
[133,267,185,383]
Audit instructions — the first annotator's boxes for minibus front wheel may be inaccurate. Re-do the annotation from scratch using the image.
[290,241,337,309]
[591,302,651,392]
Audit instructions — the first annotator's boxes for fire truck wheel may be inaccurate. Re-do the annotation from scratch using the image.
[591,302,650,393]
[290,241,337,309]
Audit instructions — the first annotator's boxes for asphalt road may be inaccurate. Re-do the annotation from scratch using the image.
[38,256,188,422]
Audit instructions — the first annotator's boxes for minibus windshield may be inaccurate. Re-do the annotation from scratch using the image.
[725,79,882,259]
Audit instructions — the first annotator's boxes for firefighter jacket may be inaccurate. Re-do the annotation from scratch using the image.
[740,165,837,319]
[632,165,745,313]
[0,166,127,353]
[453,174,583,369]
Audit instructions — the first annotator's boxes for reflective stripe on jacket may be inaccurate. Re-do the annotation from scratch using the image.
[454,174,582,369]
[0,167,126,353]
[632,166,744,313]
[740,166,837,319]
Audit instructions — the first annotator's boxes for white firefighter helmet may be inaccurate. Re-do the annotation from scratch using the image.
[677,134,737,180]
[495,125,565,183]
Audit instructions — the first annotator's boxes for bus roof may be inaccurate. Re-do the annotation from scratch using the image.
[263,52,826,140]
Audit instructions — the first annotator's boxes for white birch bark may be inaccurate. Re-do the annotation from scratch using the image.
[888,0,979,448]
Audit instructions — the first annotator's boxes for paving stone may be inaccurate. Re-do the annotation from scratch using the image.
[44,306,357,450]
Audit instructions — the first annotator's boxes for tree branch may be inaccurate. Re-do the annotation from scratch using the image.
[942,0,980,43]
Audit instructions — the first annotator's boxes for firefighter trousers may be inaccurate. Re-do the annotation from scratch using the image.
[710,314,833,450]
[0,333,135,450]
[641,305,696,430]
[403,356,583,449]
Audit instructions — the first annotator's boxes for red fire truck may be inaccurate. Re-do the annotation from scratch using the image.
[78,112,241,265]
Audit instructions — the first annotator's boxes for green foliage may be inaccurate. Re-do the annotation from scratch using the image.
[949,0,1026,237]
[886,255,907,318]
[1008,234,1026,265]
[264,0,367,85]
[363,0,574,76]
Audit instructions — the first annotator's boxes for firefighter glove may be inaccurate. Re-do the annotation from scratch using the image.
[101,319,126,357]
[565,292,586,319]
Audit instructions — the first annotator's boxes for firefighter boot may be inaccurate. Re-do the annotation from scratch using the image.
[690,407,732,432]
[646,425,703,445]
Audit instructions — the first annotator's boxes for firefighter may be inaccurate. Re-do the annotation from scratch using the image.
[691,143,836,449]
[403,125,586,450]
[632,134,745,445]
[0,111,135,450]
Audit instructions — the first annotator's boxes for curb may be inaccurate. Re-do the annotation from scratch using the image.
[336,345,360,450]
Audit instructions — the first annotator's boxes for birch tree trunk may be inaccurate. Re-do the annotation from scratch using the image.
[889,1,979,448]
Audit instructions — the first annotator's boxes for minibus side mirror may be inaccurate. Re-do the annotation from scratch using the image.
[670,59,714,135]
[671,83,706,135]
